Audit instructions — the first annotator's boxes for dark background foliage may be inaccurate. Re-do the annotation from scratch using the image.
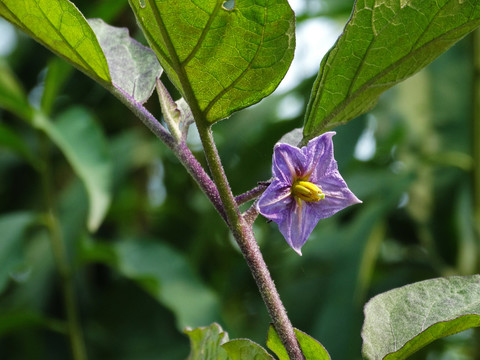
[0,0,479,359]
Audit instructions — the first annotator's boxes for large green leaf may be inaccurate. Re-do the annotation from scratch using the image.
[128,0,295,123]
[0,0,110,84]
[88,18,163,104]
[362,275,480,360]
[303,0,480,140]
[33,107,112,232]
[266,325,331,360]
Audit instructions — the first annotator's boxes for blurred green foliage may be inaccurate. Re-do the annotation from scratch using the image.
[0,0,478,359]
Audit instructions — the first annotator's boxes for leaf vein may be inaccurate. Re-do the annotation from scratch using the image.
[410,1,449,51]
[203,6,268,117]
[36,3,97,78]
[182,0,223,66]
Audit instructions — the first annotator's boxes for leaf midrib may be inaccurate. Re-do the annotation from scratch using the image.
[146,0,204,120]
[37,4,98,77]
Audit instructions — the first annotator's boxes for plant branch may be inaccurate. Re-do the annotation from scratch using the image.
[195,121,304,360]
[114,83,301,357]
[127,8,303,355]
[110,87,227,222]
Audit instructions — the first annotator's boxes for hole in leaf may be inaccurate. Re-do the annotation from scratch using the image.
[222,0,235,10]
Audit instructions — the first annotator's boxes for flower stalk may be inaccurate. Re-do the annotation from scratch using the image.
[235,182,270,205]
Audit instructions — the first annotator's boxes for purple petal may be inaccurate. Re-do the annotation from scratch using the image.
[256,179,293,222]
[314,173,362,219]
[260,132,362,255]
[303,132,337,182]
[272,143,307,184]
[277,201,320,255]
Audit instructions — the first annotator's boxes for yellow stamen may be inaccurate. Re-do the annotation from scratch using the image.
[292,180,325,202]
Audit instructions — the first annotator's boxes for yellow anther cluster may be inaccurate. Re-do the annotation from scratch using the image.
[291,180,325,202]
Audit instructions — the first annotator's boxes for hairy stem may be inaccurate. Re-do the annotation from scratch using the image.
[39,134,87,360]
[115,84,301,356]
[196,121,304,360]
[235,182,269,205]
[111,7,302,353]
[243,205,260,226]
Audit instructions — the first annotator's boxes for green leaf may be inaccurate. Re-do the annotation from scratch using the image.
[33,108,112,232]
[0,212,35,294]
[0,0,110,84]
[111,239,220,329]
[184,323,230,360]
[293,328,331,360]
[267,325,331,360]
[303,0,480,140]
[222,339,274,360]
[128,0,295,122]
[362,275,480,360]
[88,18,163,104]
[0,60,33,121]
[266,325,291,360]
[184,323,274,360]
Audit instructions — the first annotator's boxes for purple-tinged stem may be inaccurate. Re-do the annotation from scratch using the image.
[243,204,259,226]
[196,121,305,360]
[235,182,269,205]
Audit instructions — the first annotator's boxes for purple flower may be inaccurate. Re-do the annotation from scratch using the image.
[257,132,361,255]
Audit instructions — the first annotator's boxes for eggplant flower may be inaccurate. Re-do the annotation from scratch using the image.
[257,132,361,255]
